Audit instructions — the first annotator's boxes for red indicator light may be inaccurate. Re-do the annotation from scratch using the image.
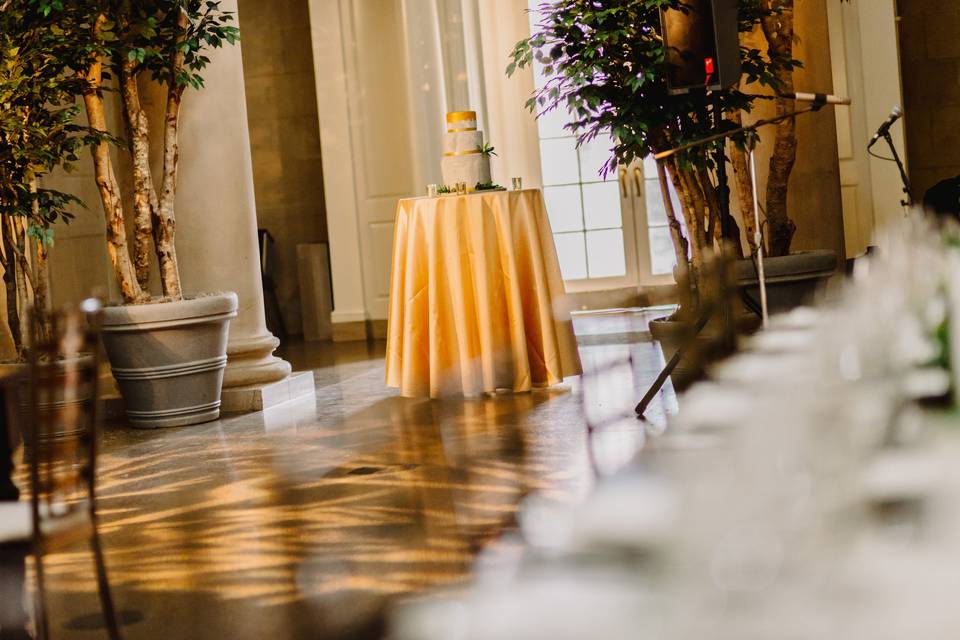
[704,57,715,75]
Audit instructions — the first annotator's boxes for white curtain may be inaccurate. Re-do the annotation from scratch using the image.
[397,0,448,187]
[476,0,542,187]
[396,0,542,188]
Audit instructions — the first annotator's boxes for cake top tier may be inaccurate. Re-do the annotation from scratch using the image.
[447,111,477,132]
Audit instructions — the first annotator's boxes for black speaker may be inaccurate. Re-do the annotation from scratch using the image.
[660,0,741,94]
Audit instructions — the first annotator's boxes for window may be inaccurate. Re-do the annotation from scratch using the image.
[540,134,627,281]
[642,156,683,276]
[528,2,680,289]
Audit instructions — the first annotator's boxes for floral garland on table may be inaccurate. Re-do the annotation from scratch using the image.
[434,182,505,195]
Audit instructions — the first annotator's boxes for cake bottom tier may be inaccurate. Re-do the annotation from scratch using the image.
[441,154,492,190]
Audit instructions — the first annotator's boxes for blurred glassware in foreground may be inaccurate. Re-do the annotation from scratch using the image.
[392,211,960,639]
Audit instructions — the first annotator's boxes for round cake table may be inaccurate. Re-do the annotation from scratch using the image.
[386,188,582,398]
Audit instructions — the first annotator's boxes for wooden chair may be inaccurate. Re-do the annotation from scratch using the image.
[0,299,122,639]
[258,228,287,341]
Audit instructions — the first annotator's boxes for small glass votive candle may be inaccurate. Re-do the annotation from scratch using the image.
[456,182,467,195]
[427,184,438,198]
[511,177,523,191]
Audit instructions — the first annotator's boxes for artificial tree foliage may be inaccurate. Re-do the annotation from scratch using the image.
[0,1,98,353]
[509,0,804,269]
[25,0,239,305]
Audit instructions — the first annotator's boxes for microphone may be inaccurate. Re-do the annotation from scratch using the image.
[867,106,903,148]
[779,91,852,106]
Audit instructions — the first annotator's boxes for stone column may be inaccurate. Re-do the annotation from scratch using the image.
[172,0,292,393]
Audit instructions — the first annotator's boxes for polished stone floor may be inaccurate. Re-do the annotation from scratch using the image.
[21,308,675,639]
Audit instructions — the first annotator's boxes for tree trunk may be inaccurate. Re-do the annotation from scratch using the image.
[698,166,721,246]
[698,165,743,259]
[32,238,50,345]
[27,174,50,344]
[120,59,158,291]
[657,161,689,272]
[730,53,758,255]
[679,164,708,254]
[728,136,758,254]
[727,106,758,254]
[760,0,798,257]
[666,158,703,269]
[154,8,189,300]
[12,218,32,345]
[83,30,146,305]
[1,221,21,357]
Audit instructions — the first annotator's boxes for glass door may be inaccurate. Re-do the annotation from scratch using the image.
[637,156,684,284]
[529,5,679,293]
[535,124,680,291]
[539,132,635,291]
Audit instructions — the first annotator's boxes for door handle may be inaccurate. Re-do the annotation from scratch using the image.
[619,168,629,198]
[633,167,643,197]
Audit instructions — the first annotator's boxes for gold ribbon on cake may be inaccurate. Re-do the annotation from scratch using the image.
[447,111,476,122]
[447,110,477,132]
[443,149,482,157]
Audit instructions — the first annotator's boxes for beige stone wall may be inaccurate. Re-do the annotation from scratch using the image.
[789,0,846,258]
[237,0,328,336]
[736,0,846,260]
[899,1,960,200]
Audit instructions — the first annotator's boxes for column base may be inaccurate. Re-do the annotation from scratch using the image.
[102,329,307,423]
[220,371,316,413]
[224,332,292,387]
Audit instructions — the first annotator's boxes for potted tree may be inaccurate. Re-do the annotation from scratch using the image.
[34,0,242,428]
[0,2,98,441]
[0,1,89,355]
[511,0,837,388]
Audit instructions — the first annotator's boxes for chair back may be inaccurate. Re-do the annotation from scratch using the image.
[258,228,276,279]
[27,299,104,529]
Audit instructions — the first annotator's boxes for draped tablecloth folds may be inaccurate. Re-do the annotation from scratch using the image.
[386,189,582,398]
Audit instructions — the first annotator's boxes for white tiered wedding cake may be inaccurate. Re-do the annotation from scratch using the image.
[441,111,491,190]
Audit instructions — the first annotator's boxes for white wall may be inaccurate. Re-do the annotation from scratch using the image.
[307,0,540,324]
[306,0,369,325]
[828,0,876,257]
[828,0,905,249]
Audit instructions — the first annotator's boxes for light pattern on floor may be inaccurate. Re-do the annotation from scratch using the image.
[18,309,675,638]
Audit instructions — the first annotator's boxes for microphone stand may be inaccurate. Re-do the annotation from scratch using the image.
[746,134,768,327]
[876,130,913,212]
[653,103,825,160]
[635,98,832,419]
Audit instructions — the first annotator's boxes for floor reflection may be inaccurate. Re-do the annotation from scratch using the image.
[19,308,673,639]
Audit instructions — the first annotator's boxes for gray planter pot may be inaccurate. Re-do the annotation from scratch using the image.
[736,250,837,314]
[648,317,711,392]
[101,292,238,429]
[674,250,838,315]
[655,251,836,391]
[648,313,760,391]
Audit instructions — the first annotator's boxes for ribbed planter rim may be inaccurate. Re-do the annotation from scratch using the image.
[102,292,238,331]
[736,249,837,282]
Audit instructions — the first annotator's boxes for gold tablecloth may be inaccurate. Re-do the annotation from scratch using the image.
[386,189,582,398]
